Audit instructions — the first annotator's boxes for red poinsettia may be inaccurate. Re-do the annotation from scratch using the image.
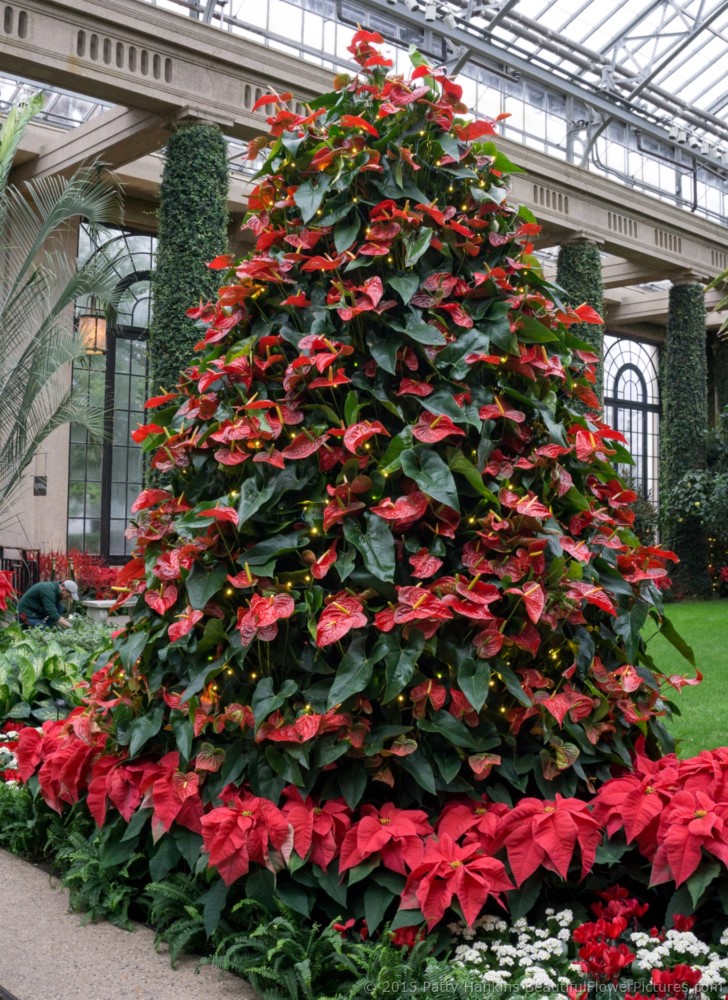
[499,794,603,885]
[339,802,431,875]
[200,788,291,885]
[401,834,513,928]
[280,787,351,870]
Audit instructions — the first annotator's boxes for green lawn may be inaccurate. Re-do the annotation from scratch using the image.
[647,599,728,756]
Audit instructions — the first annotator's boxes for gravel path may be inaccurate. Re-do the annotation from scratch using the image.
[0,848,257,1000]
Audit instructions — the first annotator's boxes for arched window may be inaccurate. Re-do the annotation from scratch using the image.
[603,334,660,502]
[68,226,157,561]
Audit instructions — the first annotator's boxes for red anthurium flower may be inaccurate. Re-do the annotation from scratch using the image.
[169,608,204,643]
[565,580,617,616]
[506,581,545,625]
[467,752,502,778]
[226,565,259,589]
[280,291,311,307]
[300,252,348,273]
[409,680,447,719]
[499,794,603,885]
[340,114,380,137]
[339,802,431,875]
[453,119,499,141]
[281,787,351,871]
[194,743,225,773]
[309,367,351,389]
[473,627,505,659]
[131,422,164,443]
[144,585,178,615]
[322,497,366,532]
[454,578,501,606]
[200,790,291,886]
[343,420,389,453]
[207,253,235,270]
[145,392,178,409]
[281,433,328,460]
[131,488,172,513]
[197,505,239,525]
[393,587,453,626]
[251,91,293,112]
[371,492,429,527]
[396,378,433,397]
[412,411,466,444]
[304,542,338,580]
[479,397,526,423]
[401,834,513,928]
[316,595,368,648]
[237,593,295,645]
[499,488,551,519]
[409,549,443,579]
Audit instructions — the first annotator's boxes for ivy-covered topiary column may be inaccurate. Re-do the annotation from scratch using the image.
[150,123,229,397]
[661,279,711,597]
[556,237,604,398]
[713,334,728,416]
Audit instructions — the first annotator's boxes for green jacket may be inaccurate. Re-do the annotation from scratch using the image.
[17,581,63,624]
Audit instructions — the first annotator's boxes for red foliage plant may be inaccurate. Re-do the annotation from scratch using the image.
[15,31,702,934]
[39,549,118,599]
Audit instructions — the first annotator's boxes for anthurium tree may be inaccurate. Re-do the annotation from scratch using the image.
[18,32,697,934]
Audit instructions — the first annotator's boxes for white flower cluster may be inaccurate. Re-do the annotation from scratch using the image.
[0,747,18,770]
[452,909,574,993]
[631,928,728,988]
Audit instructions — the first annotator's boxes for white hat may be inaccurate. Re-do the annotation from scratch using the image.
[62,579,79,601]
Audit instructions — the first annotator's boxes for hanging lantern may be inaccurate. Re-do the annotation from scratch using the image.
[77,296,107,355]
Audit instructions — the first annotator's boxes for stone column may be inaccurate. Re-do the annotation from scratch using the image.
[556,235,605,400]
[661,276,711,597]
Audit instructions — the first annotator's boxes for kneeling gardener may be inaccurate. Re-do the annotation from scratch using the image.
[17,579,79,629]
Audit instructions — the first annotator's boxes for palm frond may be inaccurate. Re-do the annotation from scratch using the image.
[3,167,122,298]
[0,93,44,208]
[0,103,122,519]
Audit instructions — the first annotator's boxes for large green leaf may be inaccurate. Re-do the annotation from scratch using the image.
[238,476,278,525]
[387,273,419,304]
[448,451,498,502]
[252,677,299,726]
[651,611,696,667]
[396,315,446,346]
[334,214,361,254]
[366,330,402,375]
[186,563,228,611]
[364,882,396,934]
[293,177,331,223]
[401,446,460,511]
[403,227,431,266]
[382,633,424,702]
[457,655,491,713]
[127,705,164,758]
[343,513,395,583]
[327,635,371,709]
